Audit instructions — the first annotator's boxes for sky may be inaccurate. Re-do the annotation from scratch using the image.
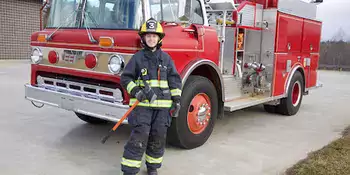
[313,0,350,41]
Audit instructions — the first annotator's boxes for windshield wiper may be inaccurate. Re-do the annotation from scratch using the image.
[82,11,98,43]
[86,11,99,27]
[46,9,79,41]
[81,0,97,44]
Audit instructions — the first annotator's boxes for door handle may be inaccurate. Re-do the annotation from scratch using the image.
[183,28,195,32]
[164,22,178,26]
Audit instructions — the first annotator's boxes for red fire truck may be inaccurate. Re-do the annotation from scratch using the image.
[25,0,323,149]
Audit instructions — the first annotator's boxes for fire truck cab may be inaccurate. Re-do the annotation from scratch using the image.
[25,0,323,149]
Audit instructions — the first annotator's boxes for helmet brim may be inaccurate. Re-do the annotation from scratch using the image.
[139,31,165,39]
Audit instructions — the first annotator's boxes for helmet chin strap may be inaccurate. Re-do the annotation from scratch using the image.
[141,37,161,51]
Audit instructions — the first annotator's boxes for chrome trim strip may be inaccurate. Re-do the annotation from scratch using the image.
[284,65,304,94]
[224,94,286,112]
[32,46,135,56]
[25,84,130,123]
[34,64,117,76]
[181,59,225,101]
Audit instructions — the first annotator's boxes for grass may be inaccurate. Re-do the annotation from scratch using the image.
[285,125,350,175]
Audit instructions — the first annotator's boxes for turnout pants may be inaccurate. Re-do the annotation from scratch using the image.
[121,107,171,174]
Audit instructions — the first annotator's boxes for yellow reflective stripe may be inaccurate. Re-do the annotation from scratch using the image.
[126,81,137,94]
[145,154,163,164]
[129,98,172,108]
[170,89,182,96]
[135,80,168,88]
[121,157,141,168]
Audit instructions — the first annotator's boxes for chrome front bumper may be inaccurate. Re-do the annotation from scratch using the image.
[24,84,130,123]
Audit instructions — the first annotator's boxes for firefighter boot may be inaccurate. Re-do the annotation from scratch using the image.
[147,168,158,175]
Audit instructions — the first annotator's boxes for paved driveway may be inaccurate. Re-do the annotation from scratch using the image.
[1,61,349,175]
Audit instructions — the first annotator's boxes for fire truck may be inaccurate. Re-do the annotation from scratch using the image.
[25,0,323,149]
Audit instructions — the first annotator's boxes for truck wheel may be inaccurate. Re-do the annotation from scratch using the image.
[167,75,218,149]
[75,112,108,124]
[277,71,304,116]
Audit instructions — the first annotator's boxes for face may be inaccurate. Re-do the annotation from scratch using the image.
[144,33,159,48]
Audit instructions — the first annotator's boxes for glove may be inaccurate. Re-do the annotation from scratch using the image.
[171,97,181,118]
[171,102,181,118]
[131,87,147,102]
[135,89,147,102]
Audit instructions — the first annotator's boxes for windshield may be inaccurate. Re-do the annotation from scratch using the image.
[46,0,144,30]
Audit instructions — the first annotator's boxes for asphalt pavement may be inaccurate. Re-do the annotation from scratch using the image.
[1,60,350,175]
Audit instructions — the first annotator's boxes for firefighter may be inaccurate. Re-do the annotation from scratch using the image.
[120,18,182,175]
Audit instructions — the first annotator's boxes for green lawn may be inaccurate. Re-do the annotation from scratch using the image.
[285,126,350,175]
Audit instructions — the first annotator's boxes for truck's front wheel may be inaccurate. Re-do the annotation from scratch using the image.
[167,76,218,149]
[75,113,108,124]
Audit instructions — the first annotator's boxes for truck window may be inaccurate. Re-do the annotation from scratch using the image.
[149,0,203,25]
[150,0,184,22]
[190,0,204,25]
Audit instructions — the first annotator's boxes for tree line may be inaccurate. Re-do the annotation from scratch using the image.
[319,41,350,71]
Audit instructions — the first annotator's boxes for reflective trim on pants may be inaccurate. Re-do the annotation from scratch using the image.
[121,157,142,168]
[129,98,172,108]
[127,81,137,94]
[145,154,163,164]
[170,88,182,96]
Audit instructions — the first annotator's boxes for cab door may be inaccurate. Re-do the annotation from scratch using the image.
[149,0,204,71]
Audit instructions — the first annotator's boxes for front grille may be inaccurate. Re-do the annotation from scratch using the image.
[37,71,120,89]
[36,75,123,103]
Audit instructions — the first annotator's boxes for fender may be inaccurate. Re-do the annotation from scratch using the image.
[180,58,225,102]
[284,64,305,96]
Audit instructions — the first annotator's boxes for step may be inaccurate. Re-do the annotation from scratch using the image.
[224,95,275,112]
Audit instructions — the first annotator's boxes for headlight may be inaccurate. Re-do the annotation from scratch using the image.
[31,48,43,64]
[108,55,124,74]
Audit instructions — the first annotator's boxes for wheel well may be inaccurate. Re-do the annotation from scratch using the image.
[296,68,306,92]
[189,64,224,119]
[285,66,306,95]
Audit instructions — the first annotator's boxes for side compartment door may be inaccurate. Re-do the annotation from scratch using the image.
[275,13,303,53]
[273,12,304,96]
[301,19,322,88]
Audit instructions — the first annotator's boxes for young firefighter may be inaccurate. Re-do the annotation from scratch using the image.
[120,18,182,175]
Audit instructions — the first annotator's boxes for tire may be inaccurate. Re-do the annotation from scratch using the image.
[277,71,304,116]
[75,112,108,124]
[167,75,218,149]
[263,104,278,113]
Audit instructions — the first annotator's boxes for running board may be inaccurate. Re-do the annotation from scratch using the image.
[224,95,285,112]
